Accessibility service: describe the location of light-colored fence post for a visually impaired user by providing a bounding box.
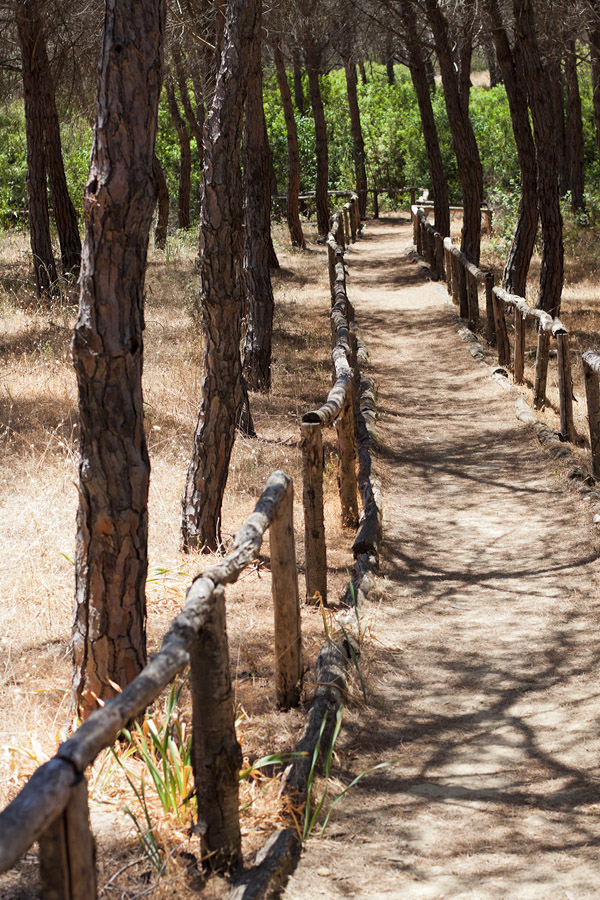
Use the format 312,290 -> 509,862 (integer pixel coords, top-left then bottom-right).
583,352 -> 600,477
491,287 -> 510,368
557,332 -> 575,442
38,778 -> 96,900
301,422 -> 327,604
270,479 -> 303,709
343,206 -> 351,245
190,586 -> 242,872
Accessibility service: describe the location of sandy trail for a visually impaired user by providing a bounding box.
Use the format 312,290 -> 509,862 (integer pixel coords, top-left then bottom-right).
284,218 -> 600,900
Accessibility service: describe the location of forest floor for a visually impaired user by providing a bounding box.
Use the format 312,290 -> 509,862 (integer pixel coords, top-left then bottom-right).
2,214 -> 600,899
284,217 -> 600,899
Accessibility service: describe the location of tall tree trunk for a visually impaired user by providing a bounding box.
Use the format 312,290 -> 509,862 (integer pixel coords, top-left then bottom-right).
513,0 -> 563,315
181,0 -> 260,552
274,43 -> 305,248
548,56 -> 569,196
71,0 -> 164,718
344,56 -> 368,219
16,0 -> 58,295
425,0 -> 483,264
486,0 -> 538,296
399,0 -> 450,237
359,60 -> 368,84
165,77 -> 191,229
588,24 -> 600,166
565,40 -> 586,212
242,10 -> 274,393
263,112 -> 280,269
36,35 -> 81,275
482,33 -> 502,87
304,32 -> 330,239
292,47 -> 305,113
173,46 -> 204,165
152,153 -> 170,249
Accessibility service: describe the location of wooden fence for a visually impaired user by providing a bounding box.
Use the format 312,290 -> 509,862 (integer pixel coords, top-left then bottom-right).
411,205 -> 581,452
273,186 -> 418,221
0,189 -> 378,898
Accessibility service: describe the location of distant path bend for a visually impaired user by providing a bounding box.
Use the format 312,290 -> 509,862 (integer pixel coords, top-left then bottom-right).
284,217 -> 600,900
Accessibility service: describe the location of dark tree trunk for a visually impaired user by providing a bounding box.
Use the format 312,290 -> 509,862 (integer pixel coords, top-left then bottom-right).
565,40 -> 586,212
152,153 -> 170,249
399,0 -> 450,237
36,36 -> 81,276
304,33 -> 329,239
173,46 -> 204,165
487,0 -> 538,296
242,12 -> 274,393
425,0 -> 483,264
513,0 -> 563,315
456,6 -> 475,110
263,113 -> 280,269
165,77 -> 191,229
548,57 -> 569,196
274,44 -> 305,248
344,57 -> 368,219
16,0 -> 58,295
181,0 -> 260,552
425,54 -> 436,94
386,49 -> 395,84
71,0 -> 164,718
359,60 -> 368,84
292,47 -> 304,113
482,33 -> 502,87
589,24 -> 600,167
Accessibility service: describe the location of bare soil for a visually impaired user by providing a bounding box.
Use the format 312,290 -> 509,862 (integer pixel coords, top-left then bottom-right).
284,218 -> 600,900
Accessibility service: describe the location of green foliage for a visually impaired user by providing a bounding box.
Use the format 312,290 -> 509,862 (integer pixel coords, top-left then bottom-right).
0,103 -> 28,227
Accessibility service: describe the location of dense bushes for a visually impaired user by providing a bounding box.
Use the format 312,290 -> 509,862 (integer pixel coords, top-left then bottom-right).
2,60 -> 600,230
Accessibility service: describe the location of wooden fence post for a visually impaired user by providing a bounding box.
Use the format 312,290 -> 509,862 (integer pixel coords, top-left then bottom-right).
514,312 -> 525,384
343,206 -> 351,245
557,332 -> 575,442
533,329 -> 550,409
373,188 -> 379,219
444,246 -> 452,295
467,270 -> 479,330
336,388 -> 359,527
583,353 -> 600,477
410,187 -> 416,206
38,778 -> 97,900
270,479 -> 303,709
412,208 -> 418,248
190,586 -> 242,872
416,216 -> 423,256
485,272 -> 495,345
451,253 -> 460,306
492,289 -> 510,368
458,261 -> 468,320
435,233 -> 445,281
301,422 -> 327,604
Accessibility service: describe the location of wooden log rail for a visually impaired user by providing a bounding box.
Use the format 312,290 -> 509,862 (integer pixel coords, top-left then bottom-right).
0,470 -> 303,895
301,199 -> 369,605
410,206 -> 579,448
273,186 -> 419,221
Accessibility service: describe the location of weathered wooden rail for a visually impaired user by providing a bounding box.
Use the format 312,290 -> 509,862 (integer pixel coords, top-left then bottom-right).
300,194 -> 381,607
411,204 -> 584,455
273,186 -> 418,221
0,470 -> 303,895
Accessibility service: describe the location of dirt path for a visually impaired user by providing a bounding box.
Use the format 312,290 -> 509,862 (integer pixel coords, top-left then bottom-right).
283,218 -> 600,900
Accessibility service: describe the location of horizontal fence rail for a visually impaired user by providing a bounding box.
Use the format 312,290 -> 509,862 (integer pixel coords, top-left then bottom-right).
0,470 -> 303,893
411,203 -> 581,453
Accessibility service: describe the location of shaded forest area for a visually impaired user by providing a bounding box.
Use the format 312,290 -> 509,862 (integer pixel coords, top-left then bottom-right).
4,0 -> 600,895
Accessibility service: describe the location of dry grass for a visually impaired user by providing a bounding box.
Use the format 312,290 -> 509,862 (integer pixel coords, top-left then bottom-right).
0,222 -> 356,897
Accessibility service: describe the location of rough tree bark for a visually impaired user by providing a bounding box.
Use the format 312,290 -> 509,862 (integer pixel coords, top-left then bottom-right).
181,0 -> 260,552
513,0 -> 564,315
71,0 -> 164,718
173,45 -> 204,165
304,30 -> 330,239
242,5 -> 275,393
293,46 -> 305,113
588,14 -> 600,166
486,0 -> 538,296
274,43 -> 305,248
16,0 -> 58,294
344,55 -> 368,220
425,0 -> 483,264
399,0 -> 450,238
565,40 -> 585,212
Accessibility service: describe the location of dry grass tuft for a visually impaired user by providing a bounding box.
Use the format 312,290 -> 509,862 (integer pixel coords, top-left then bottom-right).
0,222 -> 356,897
